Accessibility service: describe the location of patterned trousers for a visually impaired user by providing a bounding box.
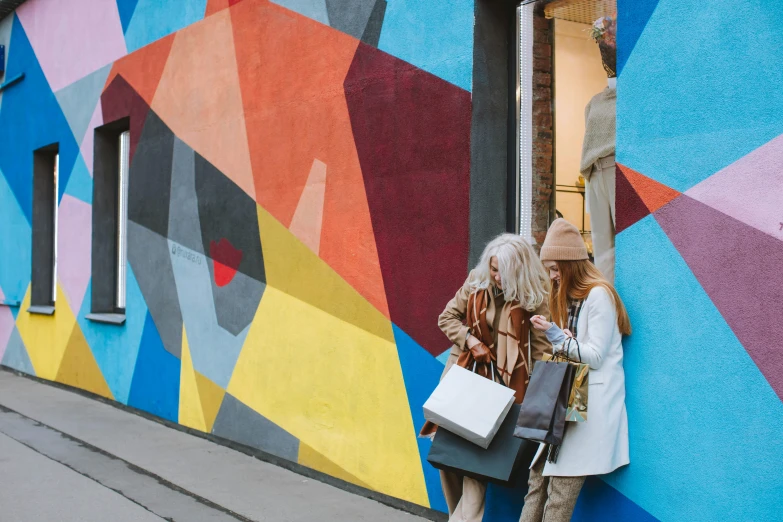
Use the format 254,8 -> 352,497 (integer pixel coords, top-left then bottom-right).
518,458 -> 585,522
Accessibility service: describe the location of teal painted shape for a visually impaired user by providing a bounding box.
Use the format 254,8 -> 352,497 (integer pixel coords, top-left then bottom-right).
116,0 -> 141,33
1,327 -> 34,376
54,64 -> 112,147
618,0 -> 783,192
377,0 -> 473,92
78,266 -> 148,404
608,214 -> 783,521
123,0 -> 208,53
63,154 -> 93,204
435,348 -> 450,365
0,167 -> 31,304
392,324 -> 447,513
270,0 -> 330,25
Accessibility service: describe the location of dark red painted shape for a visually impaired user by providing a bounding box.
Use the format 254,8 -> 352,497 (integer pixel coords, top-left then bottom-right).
344,42 -> 471,356
210,238 -> 243,287
654,195 -> 783,401
228,0 -> 243,5
615,164 -> 650,233
101,75 -> 151,166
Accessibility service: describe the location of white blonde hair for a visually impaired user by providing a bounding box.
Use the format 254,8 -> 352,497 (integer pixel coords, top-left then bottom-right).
467,233 -> 549,311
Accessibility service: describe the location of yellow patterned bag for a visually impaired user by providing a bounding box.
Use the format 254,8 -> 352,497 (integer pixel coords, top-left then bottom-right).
543,338 -> 588,422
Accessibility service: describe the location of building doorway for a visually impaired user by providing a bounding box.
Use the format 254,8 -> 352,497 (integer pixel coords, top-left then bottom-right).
517,0 -> 617,275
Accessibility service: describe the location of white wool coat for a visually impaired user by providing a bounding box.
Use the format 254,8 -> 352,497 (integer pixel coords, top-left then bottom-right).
533,286 -> 630,477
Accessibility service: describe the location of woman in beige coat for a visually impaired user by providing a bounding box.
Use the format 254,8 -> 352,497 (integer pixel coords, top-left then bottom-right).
436,234 -> 553,522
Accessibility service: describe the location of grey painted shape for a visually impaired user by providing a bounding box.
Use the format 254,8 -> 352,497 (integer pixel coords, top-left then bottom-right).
128,110 -> 174,238
127,221 -> 182,358
270,0 -> 329,25
194,153 -> 265,284
324,0 -> 375,40
212,393 -> 300,462
207,264 -> 265,337
0,14 -> 13,111
1,327 -> 34,375
168,138 -> 203,253
359,0 -> 386,47
468,0 -> 513,268
0,410 -> 240,522
54,64 -> 112,145
168,238 -> 249,389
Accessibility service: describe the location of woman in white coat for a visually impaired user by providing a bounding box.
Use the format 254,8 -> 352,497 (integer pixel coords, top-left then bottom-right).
519,218 -> 631,522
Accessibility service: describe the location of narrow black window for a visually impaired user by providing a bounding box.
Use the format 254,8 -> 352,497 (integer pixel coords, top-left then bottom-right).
30,144 -> 59,314
89,120 -> 130,324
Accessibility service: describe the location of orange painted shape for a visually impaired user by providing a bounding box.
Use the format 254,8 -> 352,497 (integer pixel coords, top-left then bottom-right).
152,10 -> 255,200
205,0 -> 230,17
231,1 -> 390,318
289,159 -> 327,255
103,34 -> 175,105
618,163 -> 682,213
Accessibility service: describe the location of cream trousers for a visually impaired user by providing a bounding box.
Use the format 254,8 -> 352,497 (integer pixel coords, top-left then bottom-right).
440,470 -> 486,522
586,155 -> 616,283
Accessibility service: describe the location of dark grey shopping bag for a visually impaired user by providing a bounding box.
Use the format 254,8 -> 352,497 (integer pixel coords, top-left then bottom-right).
427,404 -> 537,487
513,361 -> 575,448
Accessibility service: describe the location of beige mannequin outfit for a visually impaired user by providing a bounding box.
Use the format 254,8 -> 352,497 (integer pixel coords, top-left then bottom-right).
580,87 -> 616,283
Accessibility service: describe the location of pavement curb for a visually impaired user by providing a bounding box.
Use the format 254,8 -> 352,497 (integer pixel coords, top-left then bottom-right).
0,365 -> 448,522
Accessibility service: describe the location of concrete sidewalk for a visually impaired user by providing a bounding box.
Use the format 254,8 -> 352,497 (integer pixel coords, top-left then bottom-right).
0,369 -> 431,522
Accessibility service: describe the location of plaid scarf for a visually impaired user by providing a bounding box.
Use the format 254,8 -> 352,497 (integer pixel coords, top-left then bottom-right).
566,299 -> 584,337
465,289 -> 531,403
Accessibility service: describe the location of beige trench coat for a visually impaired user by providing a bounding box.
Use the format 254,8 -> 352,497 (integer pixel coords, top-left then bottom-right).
437,276 -> 552,376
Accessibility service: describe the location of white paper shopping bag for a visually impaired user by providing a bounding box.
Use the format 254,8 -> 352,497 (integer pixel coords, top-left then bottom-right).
423,365 -> 516,449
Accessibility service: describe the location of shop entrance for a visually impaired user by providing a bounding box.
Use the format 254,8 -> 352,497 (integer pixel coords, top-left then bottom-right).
516,0 -> 617,279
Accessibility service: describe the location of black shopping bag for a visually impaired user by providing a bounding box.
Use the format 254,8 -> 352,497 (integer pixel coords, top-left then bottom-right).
427,404 -> 537,487
513,361 -> 575,446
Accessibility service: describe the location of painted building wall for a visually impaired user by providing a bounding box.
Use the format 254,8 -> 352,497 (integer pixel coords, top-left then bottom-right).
612,0 -> 783,521
0,0 -> 474,515
1,1 -> 780,521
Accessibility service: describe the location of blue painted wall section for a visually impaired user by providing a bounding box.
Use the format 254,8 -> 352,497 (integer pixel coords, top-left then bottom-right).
127,312 -> 181,423
123,0 -> 207,53
618,0 -> 783,191
378,0 -> 474,92
0,16 -> 79,221
612,216 -> 783,521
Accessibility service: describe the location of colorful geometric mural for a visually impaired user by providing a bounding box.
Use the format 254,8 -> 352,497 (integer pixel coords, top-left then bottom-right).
612,1 -> 783,521
0,0 -> 473,515
2,0 -> 779,520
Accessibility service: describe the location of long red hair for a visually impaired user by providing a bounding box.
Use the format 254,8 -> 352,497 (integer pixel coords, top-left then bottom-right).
550,260 -> 631,335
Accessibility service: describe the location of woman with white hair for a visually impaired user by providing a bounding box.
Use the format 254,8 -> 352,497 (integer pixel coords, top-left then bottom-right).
435,233 -> 553,522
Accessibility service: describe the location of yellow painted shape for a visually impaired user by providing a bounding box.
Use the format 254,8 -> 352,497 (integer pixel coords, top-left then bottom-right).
257,205 -> 393,343
194,371 -> 225,433
298,442 -> 371,489
179,328 -> 206,432
15,285 -> 78,381
228,286 -> 428,506
55,325 -> 114,400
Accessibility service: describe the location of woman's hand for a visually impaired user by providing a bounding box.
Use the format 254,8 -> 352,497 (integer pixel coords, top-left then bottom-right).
469,341 -> 493,364
530,315 -> 552,332
563,329 -> 574,338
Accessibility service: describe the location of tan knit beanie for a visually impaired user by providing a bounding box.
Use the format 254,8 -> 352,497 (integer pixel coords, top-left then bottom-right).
540,218 -> 589,262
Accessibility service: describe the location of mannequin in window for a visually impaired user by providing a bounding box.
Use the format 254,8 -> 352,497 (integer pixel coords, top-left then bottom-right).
581,16 -> 617,282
